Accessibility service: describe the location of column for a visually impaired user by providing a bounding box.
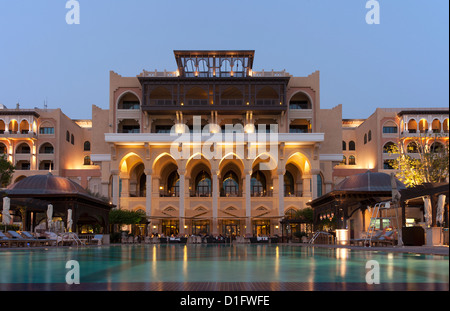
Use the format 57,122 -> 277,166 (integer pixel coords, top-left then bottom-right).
302,174 -> 312,198
212,170 -> 219,236
278,169 -> 285,218
245,170 -> 252,236
178,169 -> 186,235
312,174 -> 318,199
111,170 -> 119,208
144,169 -> 152,217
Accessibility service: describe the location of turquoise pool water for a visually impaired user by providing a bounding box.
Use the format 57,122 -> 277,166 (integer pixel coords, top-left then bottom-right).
0,245 -> 448,284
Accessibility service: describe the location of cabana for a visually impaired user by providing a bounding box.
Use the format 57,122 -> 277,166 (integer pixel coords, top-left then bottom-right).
1,173 -> 114,234
308,171 -> 406,240
399,182 -> 449,245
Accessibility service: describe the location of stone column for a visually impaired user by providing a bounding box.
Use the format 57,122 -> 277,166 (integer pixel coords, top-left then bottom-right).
244,169 -> 252,236
302,174 -> 312,198
312,174 -> 318,199
212,170 -> 219,236
278,169 -> 285,218
111,170 -> 119,208
178,169 -> 186,235
145,169 -> 152,217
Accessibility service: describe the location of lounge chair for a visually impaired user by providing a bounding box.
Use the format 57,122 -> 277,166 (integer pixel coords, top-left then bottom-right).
92,234 -> 103,245
372,230 -> 396,247
0,231 -> 15,247
350,230 -> 384,247
21,231 -> 56,246
7,231 -> 36,247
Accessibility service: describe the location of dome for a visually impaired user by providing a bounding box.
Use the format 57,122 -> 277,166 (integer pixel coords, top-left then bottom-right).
335,170 -> 406,192
6,173 -> 90,196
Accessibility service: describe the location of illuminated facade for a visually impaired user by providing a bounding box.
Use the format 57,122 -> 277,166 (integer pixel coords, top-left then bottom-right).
90,50 -> 343,237
0,105 -> 98,189
2,51 -> 447,238
335,107 -> 449,185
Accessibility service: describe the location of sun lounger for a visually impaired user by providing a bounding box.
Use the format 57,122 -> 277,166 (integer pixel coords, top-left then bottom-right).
20,231 -> 56,246
6,231 -> 37,247
372,230 -> 396,246
0,232 -> 15,247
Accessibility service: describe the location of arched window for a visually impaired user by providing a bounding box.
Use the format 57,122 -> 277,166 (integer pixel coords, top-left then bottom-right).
71,134 -> 74,145
0,143 -> 7,154
364,134 -> 367,145
19,120 -> 30,134
251,170 -> 267,197
349,141 -> 356,150
39,143 -> 54,154
222,171 -> 239,196
368,130 -> 372,142
419,119 -> 429,133
383,142 -> 396,153
8,120 -> 18,134
167,171 -> 180,197
83,156 -> 91,166
342,141 -> 346,151
16,143 -> 30,154
195,170 -> 211,197
407,142 -> 419,153
284,171 -> 295,196
430,142 -> 445,153
407,119 -> 417,133
84,141 -> 91,151
66,131 -> 70,142
348,155 -> 356,165
383,122 -> 398,134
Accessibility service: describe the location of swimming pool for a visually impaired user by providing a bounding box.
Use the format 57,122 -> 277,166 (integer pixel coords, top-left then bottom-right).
0,245 -> 448,291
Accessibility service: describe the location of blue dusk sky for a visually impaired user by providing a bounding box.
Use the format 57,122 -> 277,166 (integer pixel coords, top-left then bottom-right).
0,0 -> 448,120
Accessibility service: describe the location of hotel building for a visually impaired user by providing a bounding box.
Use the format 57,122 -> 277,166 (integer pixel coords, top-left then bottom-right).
1,50 -> 448,238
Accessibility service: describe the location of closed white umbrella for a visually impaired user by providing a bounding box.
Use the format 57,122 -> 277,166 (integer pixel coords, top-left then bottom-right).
2,197 -> 12,226
423,196 -> 432,227
436,195 -> 446,225
47,204 -> 53,231
67,209 -> 73,232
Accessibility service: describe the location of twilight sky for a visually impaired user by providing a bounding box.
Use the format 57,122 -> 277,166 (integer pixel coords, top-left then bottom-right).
0,0 -> 448,120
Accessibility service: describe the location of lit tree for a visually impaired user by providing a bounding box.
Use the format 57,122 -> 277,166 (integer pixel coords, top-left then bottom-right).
388,134 -> 449,187
0,154 -> 15,188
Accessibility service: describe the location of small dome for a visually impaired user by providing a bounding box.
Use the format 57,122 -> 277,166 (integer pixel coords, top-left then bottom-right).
6,173 -> 89,196
335,170 -> 406,192
0,103 -> 8,109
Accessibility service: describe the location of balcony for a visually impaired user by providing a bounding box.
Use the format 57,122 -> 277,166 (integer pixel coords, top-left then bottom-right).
0,131 -> 37,139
